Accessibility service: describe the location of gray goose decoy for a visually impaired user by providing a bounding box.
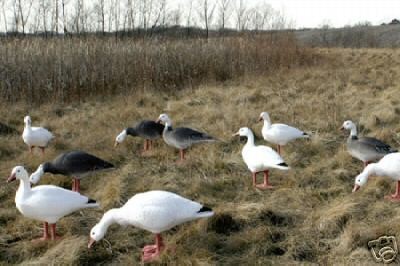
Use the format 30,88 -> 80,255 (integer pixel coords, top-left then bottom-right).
29,150 -> 114,192
156,114 -> 216,161
340,120 -> 397,167
115,120 -> 164,152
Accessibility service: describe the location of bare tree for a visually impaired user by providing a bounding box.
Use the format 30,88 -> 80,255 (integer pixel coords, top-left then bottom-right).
234,0 -> 247,31
0,0 -> 8,35
217,0 -> 231,33
94,0 -> 106,34
17,0 -> 34,34
197,0 -> 216,39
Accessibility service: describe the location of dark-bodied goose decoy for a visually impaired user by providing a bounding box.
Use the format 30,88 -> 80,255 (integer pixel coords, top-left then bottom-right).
22,115 -> 54,155
88,190 -> 214,262
340,120 -> 397,167
156,113 -> 216,162
114,120 -> 164,153
30,150 -> 114,192
233,127 -> 289,189
353,153 -> 400,201
7,166 -> 99,241
259,111 -> 309,154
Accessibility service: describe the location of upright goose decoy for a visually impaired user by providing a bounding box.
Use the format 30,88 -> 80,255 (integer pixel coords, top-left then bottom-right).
88,190 -> 214,262
156,114 -> 216,162
340,120 -> 397,167
259,112 -> 309,154
115,120 -> 164,153
353,153 -> 400,201
233,127 -> 289,189
7,166 -> 99,241
22,116 -> 54,155
30,150 -> 114,193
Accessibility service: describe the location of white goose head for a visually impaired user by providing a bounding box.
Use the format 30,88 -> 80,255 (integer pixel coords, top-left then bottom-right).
340,120 -> 356,131
88,223 -> 106,248
352,164 -> 375,192
7,166 -> 29,183
29,164 -> 45,184
259,112 -> 271,122
157,113 -> 172,126
24,116 -> 32,127
114,130 -> 127,147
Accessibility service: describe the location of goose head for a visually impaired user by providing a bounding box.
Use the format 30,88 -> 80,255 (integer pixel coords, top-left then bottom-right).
156,113 -> 172,125
24,116 -> 32,126
340,120 -> 356,131
233,127 -> 252,138
258,112 -> 270,122
114,129 -> 127,147
353,170 -> 369,192
29,164 -> 45,184
7,166 -> 29,183
88,223 -> 106,248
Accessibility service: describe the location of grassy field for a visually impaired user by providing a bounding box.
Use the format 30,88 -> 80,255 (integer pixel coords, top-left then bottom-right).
1,47 -> 400,265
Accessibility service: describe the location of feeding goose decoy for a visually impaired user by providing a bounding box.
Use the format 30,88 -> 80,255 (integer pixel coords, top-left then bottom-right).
114,120 -> 164,153
6,166 -> 99,241
233,127 -> 289,189
30,150 -> 114,193
22,116 -> 54,155
88,190 -> 214,262
353,152 -> 400,201
259,112 -> 309,155
156,113 -> 217,162
340,120 -> 397,167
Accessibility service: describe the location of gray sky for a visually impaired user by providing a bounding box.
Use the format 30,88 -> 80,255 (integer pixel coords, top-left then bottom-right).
245,0 -> 400,28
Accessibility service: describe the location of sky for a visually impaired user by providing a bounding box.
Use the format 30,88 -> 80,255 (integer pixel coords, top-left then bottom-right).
246,0 -> 400,28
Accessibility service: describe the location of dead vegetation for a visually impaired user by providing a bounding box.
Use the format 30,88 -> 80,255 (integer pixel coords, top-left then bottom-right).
1,47 -> 400,265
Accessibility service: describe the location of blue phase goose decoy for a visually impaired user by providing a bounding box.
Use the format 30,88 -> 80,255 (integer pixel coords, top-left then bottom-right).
340,120 -> 397,167
7,166 -> 99,241
259,112 -> 309,154
114,120 -> 164,152
30,150 -> 114,192
353,152 -> 400,201
156,114 -> 217,162
233,127 -> 289,189
22,115 -> 54,155
88,190 -> 214,263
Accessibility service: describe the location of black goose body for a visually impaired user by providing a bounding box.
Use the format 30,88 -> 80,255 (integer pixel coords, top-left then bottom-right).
42,150 -> 114,179
126,120 -> 164,140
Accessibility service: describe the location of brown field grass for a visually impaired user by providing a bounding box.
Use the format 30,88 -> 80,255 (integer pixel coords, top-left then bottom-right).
1,47 -> 400,265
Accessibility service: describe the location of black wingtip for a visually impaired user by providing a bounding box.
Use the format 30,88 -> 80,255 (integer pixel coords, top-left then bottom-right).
198,206 -> 212,213
88,198 -> 97,204
303,132 -> 309,136
278,162 -> 289,167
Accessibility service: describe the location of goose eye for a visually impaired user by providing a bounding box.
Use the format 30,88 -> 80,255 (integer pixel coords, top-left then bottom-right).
17,170 -> 20,173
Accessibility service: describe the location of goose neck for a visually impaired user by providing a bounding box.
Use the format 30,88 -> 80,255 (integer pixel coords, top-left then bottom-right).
349,126 -> 357,137
17,179 -> 31,196
245,132 -> 255,147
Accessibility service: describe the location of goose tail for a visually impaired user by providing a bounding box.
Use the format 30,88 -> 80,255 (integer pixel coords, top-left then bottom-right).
196,206 -> 214,218
274,162 -> 290,170
86,198 -> 100,208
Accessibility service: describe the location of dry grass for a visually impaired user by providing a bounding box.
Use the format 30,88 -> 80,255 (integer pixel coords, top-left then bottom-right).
1,48 -> 400,265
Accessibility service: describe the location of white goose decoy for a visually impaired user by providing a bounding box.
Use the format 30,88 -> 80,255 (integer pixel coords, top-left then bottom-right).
6,166 -> 99,241
259,112 -> 309,155
156,114 -> 216,161
233,127 -> 289,189
88,190 -> 214,262
341,120 -> 397,167
353,152 -> 400,201
22,116 -> 54,155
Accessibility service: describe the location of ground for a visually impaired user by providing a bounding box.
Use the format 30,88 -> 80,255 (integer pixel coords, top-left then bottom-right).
1,48 -> 400,265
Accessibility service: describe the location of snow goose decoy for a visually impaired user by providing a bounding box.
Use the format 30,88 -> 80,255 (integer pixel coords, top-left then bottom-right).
259,112 -> 309,155
30,150 -> 114,193
233,127 -> 289,189
353,152 -> 400,201
114,120 -> 164,153
340,120 -> 397,167
22,116 -> 54,155
88,190 -> 214,262
6,166 -> 99,241
156,113 -> 216,162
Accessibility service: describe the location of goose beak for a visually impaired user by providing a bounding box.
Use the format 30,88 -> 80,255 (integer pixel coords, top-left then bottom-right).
352,184 -> 360,193
258,117 -> 263,122
88,238 -> 96,249
339,126 -> 344,131
232,132 -> 240,137
114,141 -> 119,148
155,119 -> 161,124
6,173 -> 16,183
